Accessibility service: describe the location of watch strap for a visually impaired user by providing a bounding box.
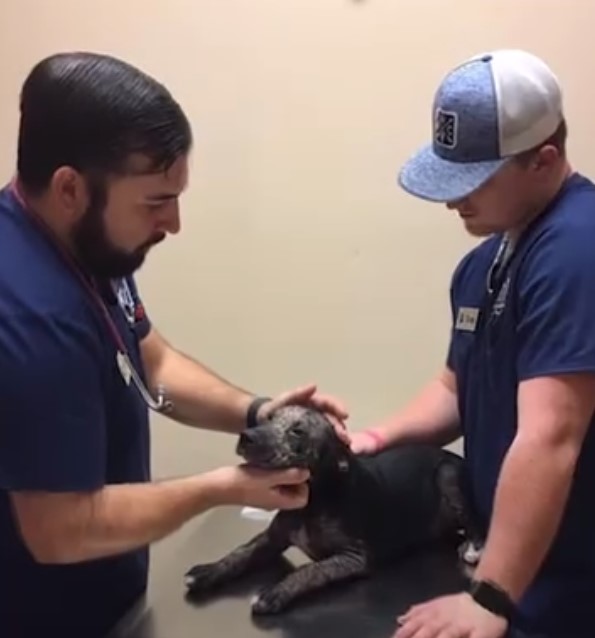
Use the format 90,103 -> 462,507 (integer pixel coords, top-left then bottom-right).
469,579 -> 516,622
246,396 -> 271,429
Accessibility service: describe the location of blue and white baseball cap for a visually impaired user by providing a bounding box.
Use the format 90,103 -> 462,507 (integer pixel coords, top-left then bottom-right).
398,49 -> 564,203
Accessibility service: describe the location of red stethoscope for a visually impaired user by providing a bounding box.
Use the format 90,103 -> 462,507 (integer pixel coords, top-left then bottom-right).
9,178 -> 173,414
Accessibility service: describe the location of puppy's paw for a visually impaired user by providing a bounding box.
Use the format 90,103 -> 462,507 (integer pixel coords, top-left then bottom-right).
184,563 -> 223,595
459,539 -> 483,566
251,588 -> 287,615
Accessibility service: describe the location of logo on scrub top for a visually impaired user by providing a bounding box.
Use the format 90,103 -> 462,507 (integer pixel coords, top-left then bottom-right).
115,279 -> 138,325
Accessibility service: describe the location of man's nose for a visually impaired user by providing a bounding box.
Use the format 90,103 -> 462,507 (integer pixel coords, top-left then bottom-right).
157,204 -> 181,235
446,196 -> 469,212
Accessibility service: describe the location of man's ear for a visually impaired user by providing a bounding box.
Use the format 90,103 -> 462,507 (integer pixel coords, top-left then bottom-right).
531,144 -> 560,173
48,166 -> 89,220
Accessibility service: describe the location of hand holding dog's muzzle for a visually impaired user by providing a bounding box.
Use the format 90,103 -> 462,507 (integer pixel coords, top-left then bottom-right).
213,464 -> 311,511
249,466 -> 311,510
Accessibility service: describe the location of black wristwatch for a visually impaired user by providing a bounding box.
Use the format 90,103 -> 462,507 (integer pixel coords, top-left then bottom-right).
469,579 -> 516,622
246,396 -> 271,429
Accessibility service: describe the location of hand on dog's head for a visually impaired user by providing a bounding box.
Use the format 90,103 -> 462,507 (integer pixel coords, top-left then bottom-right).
236,405 -> 352,476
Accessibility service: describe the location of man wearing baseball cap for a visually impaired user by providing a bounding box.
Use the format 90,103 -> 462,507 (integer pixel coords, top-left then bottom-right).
352,50 -> 595,637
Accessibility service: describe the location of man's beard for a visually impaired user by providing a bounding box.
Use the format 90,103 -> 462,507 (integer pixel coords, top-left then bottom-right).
70,180 -> 164,280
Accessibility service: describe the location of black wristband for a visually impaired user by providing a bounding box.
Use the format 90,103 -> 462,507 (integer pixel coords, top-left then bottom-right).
246,396 -> 271,429
469,579 -> 516,622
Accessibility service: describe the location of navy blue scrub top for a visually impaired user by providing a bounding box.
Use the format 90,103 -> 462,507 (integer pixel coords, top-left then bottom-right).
447,173 -> 595,637
0,185 -> 152,638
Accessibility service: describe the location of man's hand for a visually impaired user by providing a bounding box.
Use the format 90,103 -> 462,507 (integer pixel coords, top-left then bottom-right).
209,465 -> 311,511
394,592 -> 508,638
349,429 -> 385,455
257,383 -> 350,445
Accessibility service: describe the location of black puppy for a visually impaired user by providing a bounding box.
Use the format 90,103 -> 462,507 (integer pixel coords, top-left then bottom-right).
184,406 -> 483,615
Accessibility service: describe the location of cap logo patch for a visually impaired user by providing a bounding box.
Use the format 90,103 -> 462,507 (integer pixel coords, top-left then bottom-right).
434,108 -> 458,149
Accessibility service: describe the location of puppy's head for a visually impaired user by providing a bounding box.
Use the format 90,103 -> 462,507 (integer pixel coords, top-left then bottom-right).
236,405 -> 350,474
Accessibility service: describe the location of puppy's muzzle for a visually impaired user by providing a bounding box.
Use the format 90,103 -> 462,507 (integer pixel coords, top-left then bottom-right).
237,429 -> 275,466
237,429 -> 258,456
238,429 -> 256,449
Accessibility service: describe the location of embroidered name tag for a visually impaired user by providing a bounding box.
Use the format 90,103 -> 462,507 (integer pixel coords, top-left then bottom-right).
455,306 -> 480,332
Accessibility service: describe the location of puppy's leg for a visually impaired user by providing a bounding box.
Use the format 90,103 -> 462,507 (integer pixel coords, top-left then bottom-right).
251,548 -> 368,615
459,538 -> 484,568
435,458 -> 485,566
184,514 -> 293,596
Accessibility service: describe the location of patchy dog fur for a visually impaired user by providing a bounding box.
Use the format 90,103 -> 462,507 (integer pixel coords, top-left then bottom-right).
184,406 -> 484,615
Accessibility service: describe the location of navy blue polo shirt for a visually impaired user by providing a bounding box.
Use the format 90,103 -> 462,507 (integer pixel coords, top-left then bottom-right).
447,173 -> 595,637
0,185 -> 152,637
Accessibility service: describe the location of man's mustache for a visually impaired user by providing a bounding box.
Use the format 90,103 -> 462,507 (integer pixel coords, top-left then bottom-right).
140,232 -> 166,251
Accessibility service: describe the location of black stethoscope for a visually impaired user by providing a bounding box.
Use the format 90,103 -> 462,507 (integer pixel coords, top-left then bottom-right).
10,179 -> 174,415
471,231 -> 518,342
486,233 -> 514,296
482,174 -> 574,317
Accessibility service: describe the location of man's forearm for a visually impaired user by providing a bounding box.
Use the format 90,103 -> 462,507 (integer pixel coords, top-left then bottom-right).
473,433 -> 577,601
16,472 -> 230,564
374,369 -> 461,447
157,347 -> 255,433
141,330 -> 256,433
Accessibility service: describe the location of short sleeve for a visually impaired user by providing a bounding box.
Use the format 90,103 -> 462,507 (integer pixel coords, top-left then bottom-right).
516,227 -> 595,380
0,311 -> 107,492
126,276 -> 152,340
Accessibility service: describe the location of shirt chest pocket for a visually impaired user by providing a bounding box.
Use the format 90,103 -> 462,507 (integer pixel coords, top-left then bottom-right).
450,329 -> 478,375
450,302 -> 517,395
478,305 -> 519,400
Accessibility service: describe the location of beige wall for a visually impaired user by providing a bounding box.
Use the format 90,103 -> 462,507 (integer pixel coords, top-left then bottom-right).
0,0 -> 593,589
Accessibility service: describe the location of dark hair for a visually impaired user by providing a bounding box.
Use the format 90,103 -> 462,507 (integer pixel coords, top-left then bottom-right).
17,51 -> 193,194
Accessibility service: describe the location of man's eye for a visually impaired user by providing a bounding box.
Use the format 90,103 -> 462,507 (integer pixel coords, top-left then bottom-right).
146,201 -> 167,211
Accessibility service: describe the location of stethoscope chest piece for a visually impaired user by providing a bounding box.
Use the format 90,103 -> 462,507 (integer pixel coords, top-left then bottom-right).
154,384 -> 174,414
116,349 -> 174,414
